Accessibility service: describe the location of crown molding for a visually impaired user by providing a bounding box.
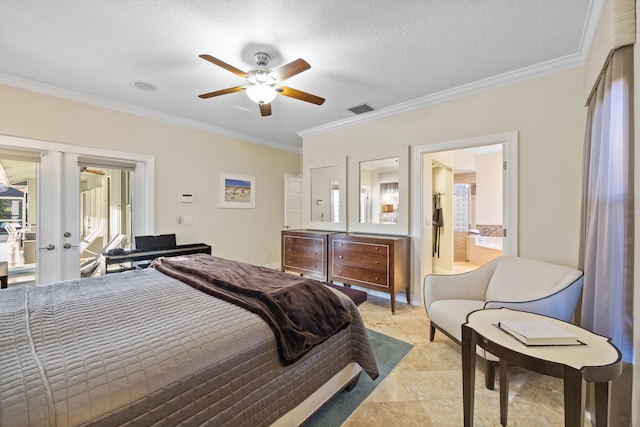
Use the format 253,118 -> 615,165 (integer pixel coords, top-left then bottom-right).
0,73 -> 300,153
298,53 -> 585,138
0,50 -> 584,153
299,0 -> 603,139
578,0 -> 606,57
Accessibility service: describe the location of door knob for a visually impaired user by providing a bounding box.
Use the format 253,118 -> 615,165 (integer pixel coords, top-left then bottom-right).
46,244 -> 55,250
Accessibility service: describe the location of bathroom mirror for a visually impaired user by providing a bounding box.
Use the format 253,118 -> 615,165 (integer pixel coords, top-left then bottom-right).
348,147 -> 409,235
304,158 -> 347,231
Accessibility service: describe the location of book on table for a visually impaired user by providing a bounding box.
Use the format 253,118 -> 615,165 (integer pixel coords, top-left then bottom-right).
497,319 -> 581,346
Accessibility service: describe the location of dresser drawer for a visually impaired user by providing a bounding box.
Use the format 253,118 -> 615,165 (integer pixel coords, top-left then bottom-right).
331,250 -> 389,273
331,239 -> 389,257
331,264 -> 389,288
283,252 -> 324,273
284,235 -> 324,250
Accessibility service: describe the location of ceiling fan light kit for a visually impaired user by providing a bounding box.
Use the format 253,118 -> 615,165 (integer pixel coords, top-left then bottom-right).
245,65 -> 277,104
199,52 -> 325,117
245,85 -> 277,104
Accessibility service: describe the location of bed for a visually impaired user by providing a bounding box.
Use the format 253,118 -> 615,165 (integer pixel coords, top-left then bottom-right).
0,254 -> 378,426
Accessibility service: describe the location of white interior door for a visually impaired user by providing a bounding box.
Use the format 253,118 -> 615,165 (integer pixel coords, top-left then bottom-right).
284,173 -> 302,229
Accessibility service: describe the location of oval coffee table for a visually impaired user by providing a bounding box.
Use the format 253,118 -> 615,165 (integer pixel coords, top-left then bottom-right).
462,308 -> 622,427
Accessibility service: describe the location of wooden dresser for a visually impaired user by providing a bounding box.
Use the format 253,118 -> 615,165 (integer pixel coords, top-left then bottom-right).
328,233 -> 410,314
281,230 -> 336,280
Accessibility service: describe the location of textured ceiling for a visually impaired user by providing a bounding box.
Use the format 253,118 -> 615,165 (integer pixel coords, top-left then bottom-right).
0,1 -> 601,151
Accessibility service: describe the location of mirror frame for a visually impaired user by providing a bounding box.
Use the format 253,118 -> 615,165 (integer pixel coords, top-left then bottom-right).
303,157 -> 347,231
348,146 -> 409,235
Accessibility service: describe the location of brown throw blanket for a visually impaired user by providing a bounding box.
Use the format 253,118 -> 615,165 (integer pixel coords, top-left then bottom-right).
150,254 -> 352,365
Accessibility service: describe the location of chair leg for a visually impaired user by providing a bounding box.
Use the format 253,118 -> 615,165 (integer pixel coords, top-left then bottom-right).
485,359 -> 496,390
429,323 -> 436,341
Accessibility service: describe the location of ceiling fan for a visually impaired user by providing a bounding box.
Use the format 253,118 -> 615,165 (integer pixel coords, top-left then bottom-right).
198,52 -> 325,117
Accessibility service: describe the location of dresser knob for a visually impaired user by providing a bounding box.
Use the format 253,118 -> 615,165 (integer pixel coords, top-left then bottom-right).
339,270 -> 343,274
288,248 -> 291,251
375,247 -> 379,250
339,255 -> 343,259
374,277 -> 379,281
314,252 -> 318,255
375,261 -> 379,264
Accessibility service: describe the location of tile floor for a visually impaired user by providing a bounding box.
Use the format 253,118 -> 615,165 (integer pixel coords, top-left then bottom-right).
344,292 -> 589,427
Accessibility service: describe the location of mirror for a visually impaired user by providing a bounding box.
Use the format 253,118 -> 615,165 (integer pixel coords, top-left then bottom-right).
310,165 -> 340,223
304,158 -> 347,231
348,147 -> 408,235
359,157 -> 399,224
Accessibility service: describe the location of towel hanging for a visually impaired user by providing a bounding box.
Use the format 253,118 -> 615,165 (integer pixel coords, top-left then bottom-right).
432,193 -> 443,257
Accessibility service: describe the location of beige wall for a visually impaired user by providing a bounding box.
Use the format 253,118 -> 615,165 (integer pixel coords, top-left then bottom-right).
475,151 -> 503,226
304,67 -> 586,274
0,84 -> 300,265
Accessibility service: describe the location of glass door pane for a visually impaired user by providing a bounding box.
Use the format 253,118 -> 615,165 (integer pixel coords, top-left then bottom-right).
0,159 -> 37,287
80,166 -> 132,277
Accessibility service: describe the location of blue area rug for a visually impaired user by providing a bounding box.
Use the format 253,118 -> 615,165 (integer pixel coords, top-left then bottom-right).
305,329 -> 414,426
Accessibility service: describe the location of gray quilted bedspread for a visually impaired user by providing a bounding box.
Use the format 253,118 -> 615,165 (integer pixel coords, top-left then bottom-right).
0,268 -> 378,426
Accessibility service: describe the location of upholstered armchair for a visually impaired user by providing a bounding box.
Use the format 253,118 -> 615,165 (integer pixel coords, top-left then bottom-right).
423,256 -> 583,388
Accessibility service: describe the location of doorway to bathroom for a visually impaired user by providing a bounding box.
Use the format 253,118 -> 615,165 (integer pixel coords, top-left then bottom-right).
412,132 -> 518,290
430,145 -> 505,274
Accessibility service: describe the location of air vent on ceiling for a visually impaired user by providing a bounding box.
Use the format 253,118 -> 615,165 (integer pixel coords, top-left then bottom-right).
347,103 -> 375,115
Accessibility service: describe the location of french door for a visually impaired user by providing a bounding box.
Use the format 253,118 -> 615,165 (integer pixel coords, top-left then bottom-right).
38,151 -> 81,283
0,134 -> 154,285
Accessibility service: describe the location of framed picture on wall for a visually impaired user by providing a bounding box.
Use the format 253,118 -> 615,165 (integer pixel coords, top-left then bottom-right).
218,172 -> 256,208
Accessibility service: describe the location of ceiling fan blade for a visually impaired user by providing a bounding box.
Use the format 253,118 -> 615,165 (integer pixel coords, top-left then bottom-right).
81,167 -> 105,176
198,86 -> 245,99
259,103 -> 272,116
269,58 -> 310,82
199,54 -> 248,78
277,86 -> 325,105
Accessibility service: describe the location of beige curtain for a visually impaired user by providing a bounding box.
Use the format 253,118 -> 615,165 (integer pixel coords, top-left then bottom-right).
580,45 -> 634,426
